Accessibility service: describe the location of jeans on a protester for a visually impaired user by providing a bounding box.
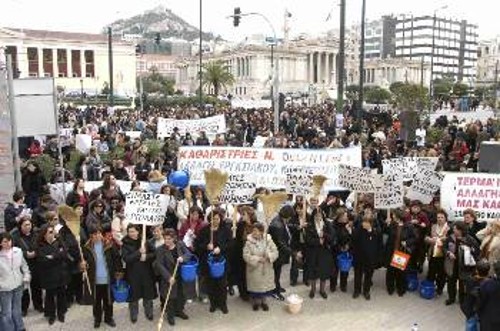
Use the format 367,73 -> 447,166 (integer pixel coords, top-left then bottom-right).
0,286 -> 25,331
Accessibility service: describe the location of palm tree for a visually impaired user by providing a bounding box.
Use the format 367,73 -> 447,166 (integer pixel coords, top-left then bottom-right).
202,60 -> 235,96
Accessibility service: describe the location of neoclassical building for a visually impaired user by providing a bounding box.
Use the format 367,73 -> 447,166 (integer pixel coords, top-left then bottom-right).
0,27 -> 136,96
176,40 -> 339,99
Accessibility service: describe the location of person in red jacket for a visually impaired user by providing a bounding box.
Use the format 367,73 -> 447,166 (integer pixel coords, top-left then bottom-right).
178,206 -> 207,251
27,140 -> 43,158
404,200 -> 430,273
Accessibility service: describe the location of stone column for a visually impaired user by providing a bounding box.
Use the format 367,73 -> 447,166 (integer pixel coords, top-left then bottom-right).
326,53 -> 331,85
17,46 -> 29,78
316,52 -> 321,84
67,49 -> 73,78
80,50 -> 86,78
52,48 -> 59,78
37,47 -> 43,77
309,52 -> 314,83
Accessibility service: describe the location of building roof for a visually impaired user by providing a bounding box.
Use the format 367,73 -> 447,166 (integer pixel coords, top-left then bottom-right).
6,28 -> 131,45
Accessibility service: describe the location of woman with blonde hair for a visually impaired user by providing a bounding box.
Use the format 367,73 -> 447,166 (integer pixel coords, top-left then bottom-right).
477,220 -> 500,275
425,210 -> 450,295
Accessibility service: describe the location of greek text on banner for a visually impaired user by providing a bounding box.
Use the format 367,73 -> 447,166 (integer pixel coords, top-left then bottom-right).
178,146 -> 362,191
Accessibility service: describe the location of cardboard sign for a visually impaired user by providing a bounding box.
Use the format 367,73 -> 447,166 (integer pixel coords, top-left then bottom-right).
125,191 -> 169,226
441,173 -> 500,221
284,166 -> 314,196
157,115 -> 226,140
337,164 -> 383,192
407,168 -> 444,204
178,146 -> 362,191
219,173 -> 256,205
374,174 -> 404,209
382,157 -> 438,182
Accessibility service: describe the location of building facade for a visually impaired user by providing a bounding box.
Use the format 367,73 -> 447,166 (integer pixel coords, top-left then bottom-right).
394,15 -> 478,83
477,37 -> 500,86
177,41 -> 339,99
362,58 -> 430,88
0,27 -> 136,96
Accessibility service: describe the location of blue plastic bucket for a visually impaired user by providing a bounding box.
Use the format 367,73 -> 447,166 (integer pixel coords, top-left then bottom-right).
181,255 -> 199,282
112,279 -> 130,303
337,252 -> 353,272
208,253 -> 226,279
406,271 -> 419,292
419,280 -> 436,300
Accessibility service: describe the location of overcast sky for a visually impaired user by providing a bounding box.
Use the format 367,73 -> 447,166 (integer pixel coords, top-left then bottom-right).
2,0 -> 498,40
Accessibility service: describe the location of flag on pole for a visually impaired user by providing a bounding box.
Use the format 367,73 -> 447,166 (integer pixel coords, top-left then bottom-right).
326,10 -> 333,22
285,10 -> 292,18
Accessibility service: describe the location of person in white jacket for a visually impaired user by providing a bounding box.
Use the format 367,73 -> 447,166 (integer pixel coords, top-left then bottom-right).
0,232 -> 31,331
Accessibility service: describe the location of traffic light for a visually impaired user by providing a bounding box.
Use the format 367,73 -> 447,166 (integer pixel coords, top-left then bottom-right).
135,44 -> 143,55
155,33 -> 161,45
233,7 -> 241,27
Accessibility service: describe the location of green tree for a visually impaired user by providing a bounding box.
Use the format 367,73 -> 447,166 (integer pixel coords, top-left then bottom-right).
138,67 -> 175,96
364,86 -> 391,104
452,82 -> 469,97
345,84 -> 359,102
433,74 -> 454,100
202,60 -> 235,96
391,82 -> 429,111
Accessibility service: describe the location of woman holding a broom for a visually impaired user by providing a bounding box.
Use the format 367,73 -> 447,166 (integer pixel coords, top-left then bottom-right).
155,228 -> 191,326
194,209 -> 232,314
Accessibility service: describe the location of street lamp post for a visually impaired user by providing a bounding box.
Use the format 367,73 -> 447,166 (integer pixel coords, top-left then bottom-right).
358,0 -> 366,122
231,11 -> 279,134
429,5 -> 448,113
494,59 -> 499,111
79,79 -> 84,104
337,0 -> 346,114
199,0 -> 203,109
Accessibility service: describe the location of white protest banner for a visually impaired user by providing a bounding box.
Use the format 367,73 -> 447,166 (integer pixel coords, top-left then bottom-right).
157,115 -> 226,140
60,128 -> 73,138
335,114 -> 344,129
284,166 -> 314,196
219,173 -> 257,205
382,157 -> 438,181
49,180 -> 150,204
75,134 -> 92,154
374,174 -> 404,209
125,131 -> 142,140
441,173 -> 500,221
125,191 -> 169,226
337,164 -> 383,192
406,169 -> 444,204
178,146 -> 362,191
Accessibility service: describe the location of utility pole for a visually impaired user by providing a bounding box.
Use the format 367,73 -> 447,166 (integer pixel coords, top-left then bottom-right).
199,0 -> 203,109
6,55 -> 22,191
108,27 -> 114,107
358,0 -> 366,121
420,56 -> 424,87
495,59 -> 499,110
337,0 -> 346,114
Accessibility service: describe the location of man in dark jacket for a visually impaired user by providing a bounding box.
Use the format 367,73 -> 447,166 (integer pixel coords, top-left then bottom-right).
478,261 -> 500,331
81,226 -> 122,329
269,205 -> 294,300
4,191 -> 27,232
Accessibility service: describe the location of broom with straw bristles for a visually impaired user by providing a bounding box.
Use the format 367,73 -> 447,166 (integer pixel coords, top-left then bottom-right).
256,191 -> 288,274
57,204 -> 92,295
301,175 -> 328,226
204,169 -> 229,245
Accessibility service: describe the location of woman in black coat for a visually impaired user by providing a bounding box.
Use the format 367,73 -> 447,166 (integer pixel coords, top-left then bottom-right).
121,224 -> 157,323
194,209 -> 232,314
155,228 -> 191,326
304,208 -> 335,299
11,217 -> 43,315
383,209 -> 416,297
331,210 -> 353,293
21,162 -> 46,210
352,216 -> 382,300
36,225 -> 69,325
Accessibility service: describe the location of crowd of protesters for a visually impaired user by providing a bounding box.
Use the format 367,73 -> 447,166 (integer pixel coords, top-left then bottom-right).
1,102 -> 500,331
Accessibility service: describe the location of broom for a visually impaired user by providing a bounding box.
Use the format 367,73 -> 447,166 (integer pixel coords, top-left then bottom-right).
256,191 -> 288,273
157,260 -> 180,331
57,205 -> 92,295
204,169 -> 229,245
302,175 -> 328,226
